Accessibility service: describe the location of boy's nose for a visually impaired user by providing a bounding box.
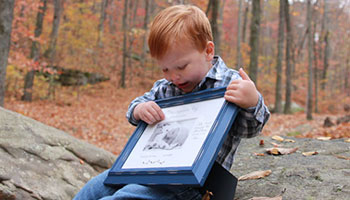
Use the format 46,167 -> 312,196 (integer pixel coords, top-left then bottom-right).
170,73 -> 180,83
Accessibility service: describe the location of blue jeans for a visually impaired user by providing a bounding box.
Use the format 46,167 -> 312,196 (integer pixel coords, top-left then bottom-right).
73,170 -> 203,200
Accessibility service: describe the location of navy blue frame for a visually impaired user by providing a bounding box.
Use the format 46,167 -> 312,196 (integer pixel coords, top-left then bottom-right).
104,87 -> 239,187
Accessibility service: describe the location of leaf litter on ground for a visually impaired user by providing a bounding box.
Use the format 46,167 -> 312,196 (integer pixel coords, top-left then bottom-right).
238,170 -> 272,181
248,196 -> 283,200
266,147 -> 298,155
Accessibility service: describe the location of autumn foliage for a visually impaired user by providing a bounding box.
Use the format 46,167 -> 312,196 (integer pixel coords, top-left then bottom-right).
3,0 -> 350,155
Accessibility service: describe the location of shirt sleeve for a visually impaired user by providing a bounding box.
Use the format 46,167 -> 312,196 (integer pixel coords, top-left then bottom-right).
126,80 -> 165,126
230,92 -> 270,138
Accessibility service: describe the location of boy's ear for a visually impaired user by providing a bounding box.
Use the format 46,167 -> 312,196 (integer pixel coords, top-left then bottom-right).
205,41 -> 215,61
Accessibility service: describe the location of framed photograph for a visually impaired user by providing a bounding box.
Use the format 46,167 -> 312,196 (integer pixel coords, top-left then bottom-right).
104,87 -> 239,186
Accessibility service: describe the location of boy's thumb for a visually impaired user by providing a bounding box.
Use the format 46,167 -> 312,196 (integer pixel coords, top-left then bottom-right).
239,68 -> 251,81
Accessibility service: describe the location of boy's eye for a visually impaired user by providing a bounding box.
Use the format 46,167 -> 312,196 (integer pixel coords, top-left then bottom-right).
178,64 -> 187,70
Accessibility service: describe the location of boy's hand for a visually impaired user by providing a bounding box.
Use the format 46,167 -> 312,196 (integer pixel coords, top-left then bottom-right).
224,68 -> 259,109
133,101 -> 165,125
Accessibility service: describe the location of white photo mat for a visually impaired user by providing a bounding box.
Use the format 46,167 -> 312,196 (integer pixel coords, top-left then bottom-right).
122,97 -> 225,169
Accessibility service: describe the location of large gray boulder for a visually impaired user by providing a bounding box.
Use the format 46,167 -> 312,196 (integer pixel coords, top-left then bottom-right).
2,106 -> 350,200
0,107 -> 116,200
232,136 -> 350,200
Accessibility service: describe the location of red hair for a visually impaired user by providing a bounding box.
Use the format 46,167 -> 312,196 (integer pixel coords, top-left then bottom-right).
148,5 -> 213,60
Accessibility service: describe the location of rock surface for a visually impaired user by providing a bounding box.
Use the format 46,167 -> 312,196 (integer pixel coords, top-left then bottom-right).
2,106 -> 350,200
0,107 -> 116,200
231,136 -> 350,200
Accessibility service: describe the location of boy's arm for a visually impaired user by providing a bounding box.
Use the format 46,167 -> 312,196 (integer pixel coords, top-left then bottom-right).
231,93 -> 270,138
224,68 -> 270,138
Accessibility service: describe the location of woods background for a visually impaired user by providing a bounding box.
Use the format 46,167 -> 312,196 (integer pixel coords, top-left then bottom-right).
0,0 -> 350,155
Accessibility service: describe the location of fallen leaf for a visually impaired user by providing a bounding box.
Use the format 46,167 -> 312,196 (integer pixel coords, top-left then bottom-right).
248,196 -> 283,200
254,152 -> 265,156
345,139 -> 350,143
284,139 -> 295,143
302,151 -> 318,156
201,190 -> 213,200
272,135 -> 284,142
266,147 -> 298,155
238,170 -> 272,181
317,136 -> 331,141
334,155 -> 350,160
271,142 -> 282,147
268,148 -> 280,155
259,139 -> 265,146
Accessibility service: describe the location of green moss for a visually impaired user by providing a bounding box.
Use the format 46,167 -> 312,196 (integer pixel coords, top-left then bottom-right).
287,131 -> 301,137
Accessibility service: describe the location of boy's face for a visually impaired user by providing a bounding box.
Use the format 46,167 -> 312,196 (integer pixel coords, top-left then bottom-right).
157,41 -> 214,93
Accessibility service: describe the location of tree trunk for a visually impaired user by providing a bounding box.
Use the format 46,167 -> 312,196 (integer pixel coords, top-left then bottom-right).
141,0 -> 150,69
236,0 -> 243,69
0,0 -> 15,107
218,0 -> 226,56
274,0 -> 285,114
248,0 -> 261,85
45,0 -> 63,100
127,0 -> 139,86
242,1 -> 249,44
284,0 -> 293,114
345,58 -> 350,96
210,0 -> 220,55
206,0 -> 213,16
97,0 -> 108,48
22,0 -> 48,102
321,0 -> 330,91
306,0 -> 313,120
108,0 -> 117,34
120,0 -> 128,88
312,22 -> 318,113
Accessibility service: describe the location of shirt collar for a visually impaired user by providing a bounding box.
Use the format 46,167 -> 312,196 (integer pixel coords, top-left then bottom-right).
205,55 -> 225,81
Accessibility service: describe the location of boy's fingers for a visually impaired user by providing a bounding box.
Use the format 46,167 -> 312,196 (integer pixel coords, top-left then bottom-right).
143,112 -> 154,124
151,103 -> 165,120
226,83 -> 239,90
224,93 -> 238,103
239,68 -> 251,81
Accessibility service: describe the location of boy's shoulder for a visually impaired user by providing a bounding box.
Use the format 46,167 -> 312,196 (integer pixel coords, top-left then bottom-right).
211,56 -> 241,84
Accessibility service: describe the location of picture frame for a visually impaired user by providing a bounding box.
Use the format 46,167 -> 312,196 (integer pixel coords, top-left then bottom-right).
104,87 -> 239,187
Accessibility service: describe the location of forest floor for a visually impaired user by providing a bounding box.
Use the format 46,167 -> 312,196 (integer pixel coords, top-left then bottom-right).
4,80 -> 350,155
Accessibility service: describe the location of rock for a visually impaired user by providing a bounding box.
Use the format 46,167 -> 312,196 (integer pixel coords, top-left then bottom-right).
323,116 -> 335,127
231,136 -> 350,200
0,107 -> 116,200
268,102 -> 304,114
336,115 -> 350,124
38,67 -> 110,86
344,104 -> 350,113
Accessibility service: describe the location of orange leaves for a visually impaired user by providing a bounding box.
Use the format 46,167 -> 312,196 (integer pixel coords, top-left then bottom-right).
201,190 -> 213,200
264,136 -> 298,155
316,136 -> 331,141
334,155 -> 350,160
262,113 -> 350,140
302,151 -> 318,156
238,170 -> 272,181
266,147 -> 298,155
5,82 -> 143,155
271,135 -> 284,142
248,197 -> 282,200
272,135 -> 295,143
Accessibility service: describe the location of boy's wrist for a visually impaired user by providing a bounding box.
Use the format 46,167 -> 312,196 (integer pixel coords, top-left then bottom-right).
127,104 -> 141,126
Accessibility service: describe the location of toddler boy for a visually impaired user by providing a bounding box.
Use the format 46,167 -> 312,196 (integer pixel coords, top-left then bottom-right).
74,4 -> 270,200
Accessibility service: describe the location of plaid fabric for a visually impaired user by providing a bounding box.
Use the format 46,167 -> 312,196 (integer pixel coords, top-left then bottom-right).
126,56 -> 270,170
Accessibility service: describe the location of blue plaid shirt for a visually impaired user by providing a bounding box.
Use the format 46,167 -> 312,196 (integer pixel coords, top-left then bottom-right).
126,56 -> 270,170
